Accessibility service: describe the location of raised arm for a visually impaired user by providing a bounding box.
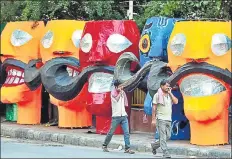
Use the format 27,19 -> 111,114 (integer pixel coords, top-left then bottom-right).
168,88 -> 178,104
111,88 -> 122,102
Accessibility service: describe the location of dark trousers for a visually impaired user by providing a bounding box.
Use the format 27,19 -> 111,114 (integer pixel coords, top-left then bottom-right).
103,116 -> 130,149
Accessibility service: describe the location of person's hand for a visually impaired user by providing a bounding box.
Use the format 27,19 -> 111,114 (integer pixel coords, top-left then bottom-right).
151,119 -> 156,128
167,87 -> 172,94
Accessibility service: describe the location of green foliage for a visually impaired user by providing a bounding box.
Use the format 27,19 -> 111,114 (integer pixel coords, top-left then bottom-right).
1,0 -> 231,31
0,1 -> 26,22
134,0 -> 231,30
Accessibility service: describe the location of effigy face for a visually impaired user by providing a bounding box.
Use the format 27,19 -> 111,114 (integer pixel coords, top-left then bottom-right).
139,17 -> 177,65
167,20 -> 231,145
36,20 -> 86,111
1,21 -> 45,103
78,20 -> 140,116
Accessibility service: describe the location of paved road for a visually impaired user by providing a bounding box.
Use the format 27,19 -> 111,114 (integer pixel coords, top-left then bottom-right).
1,137 -> 190,158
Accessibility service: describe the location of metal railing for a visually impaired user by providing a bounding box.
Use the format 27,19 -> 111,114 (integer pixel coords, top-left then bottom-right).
131,88 -> 146,107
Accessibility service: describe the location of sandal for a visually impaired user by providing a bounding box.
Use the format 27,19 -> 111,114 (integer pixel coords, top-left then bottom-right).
124,149 -> 135,154
102,145 -> 109,152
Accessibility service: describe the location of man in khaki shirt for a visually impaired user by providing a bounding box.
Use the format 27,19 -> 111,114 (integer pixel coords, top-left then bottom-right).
151,79 -> 178,158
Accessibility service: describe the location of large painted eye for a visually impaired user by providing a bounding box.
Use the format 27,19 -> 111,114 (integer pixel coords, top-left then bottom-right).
11,29 -> 32,47
72,30 -> 83,48
80,33 -> 92,53
211,34 -> 231,56
41,30 -> 54,49
139,34 -> 151,54
170,33 -> 186,56
106,34 -> 132,53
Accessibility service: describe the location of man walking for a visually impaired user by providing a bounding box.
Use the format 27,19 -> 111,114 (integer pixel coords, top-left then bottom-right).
151,79 -> 178,158
102,80 -> 135,154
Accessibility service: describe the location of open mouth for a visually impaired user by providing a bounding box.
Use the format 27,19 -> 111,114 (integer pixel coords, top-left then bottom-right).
4,66 -> 25,86
88,72 -> 114,93
180,74 -> 226,97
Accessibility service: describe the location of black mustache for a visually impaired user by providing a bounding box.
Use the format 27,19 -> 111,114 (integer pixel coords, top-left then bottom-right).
24,59 -> 42,90
40,60 -> 114,101
147,62 -> 231,97
167,62 -> 231,87
39,57 -> 114,101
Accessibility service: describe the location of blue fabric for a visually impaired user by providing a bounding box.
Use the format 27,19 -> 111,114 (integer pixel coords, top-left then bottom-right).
103,116 -> 130,149
144,92 -> 153,116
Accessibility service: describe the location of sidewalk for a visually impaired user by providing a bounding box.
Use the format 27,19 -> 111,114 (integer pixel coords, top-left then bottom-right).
1,122 -> 231,158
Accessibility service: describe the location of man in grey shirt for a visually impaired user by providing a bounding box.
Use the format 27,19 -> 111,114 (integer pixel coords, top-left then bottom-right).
151,79 -> 178,158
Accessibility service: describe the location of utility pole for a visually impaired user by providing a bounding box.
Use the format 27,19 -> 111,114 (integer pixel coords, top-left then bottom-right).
127,0 -> 134,20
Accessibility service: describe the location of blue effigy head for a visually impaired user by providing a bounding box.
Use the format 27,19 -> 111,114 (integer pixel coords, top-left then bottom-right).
139,17 -> 180,65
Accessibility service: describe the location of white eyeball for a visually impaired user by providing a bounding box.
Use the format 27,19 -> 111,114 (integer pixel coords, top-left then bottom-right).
106,34 -> 132,53
170,33 -> 186,56
211,33 -> 231,56
11,29 -> 32,46
80,33 -> 92,53
41,30 -> 54,49
72,30 -> 83,48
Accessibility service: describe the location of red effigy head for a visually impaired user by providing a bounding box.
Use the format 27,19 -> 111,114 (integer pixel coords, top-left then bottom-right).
78,20 -> 140,116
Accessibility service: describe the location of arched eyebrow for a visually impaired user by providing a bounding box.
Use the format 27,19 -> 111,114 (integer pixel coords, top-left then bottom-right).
144,22 -> 153,30
31,21 -> 39,29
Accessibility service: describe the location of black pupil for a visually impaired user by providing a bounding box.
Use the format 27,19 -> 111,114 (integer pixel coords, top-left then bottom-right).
142,38 -> 148,49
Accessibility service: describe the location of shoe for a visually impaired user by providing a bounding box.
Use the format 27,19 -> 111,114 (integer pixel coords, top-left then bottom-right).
152,149 -> 157,155
124,148 -> 135,154
102,145 -> 109,152
151,142 -> 159,155
163,154 -> 171,158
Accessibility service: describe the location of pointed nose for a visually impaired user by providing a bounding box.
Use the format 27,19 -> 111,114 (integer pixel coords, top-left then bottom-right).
88,45 -> 107,64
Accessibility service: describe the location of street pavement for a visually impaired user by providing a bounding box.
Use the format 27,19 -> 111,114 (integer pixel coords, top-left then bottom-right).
1,137 -> 190,158
1,122 -> 231,158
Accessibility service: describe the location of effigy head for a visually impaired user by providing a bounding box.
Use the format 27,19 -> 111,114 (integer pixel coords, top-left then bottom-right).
139,17 -> 179,64
1,21 -> 45,103
32,20 -> 86,110
166,20 -> 231,121
165,20 -> 231,145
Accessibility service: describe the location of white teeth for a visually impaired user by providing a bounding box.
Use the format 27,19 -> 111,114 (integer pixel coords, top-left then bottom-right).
66,67 -> 73,77
16,70 -> 22,76
8,77 -> 15,84
5,77 -> 10,84
13,77 -> 20,84
73,71 -> 78,77
12,69 -> 16,76
5,68 -> 24,85
19,78 -> 24,83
